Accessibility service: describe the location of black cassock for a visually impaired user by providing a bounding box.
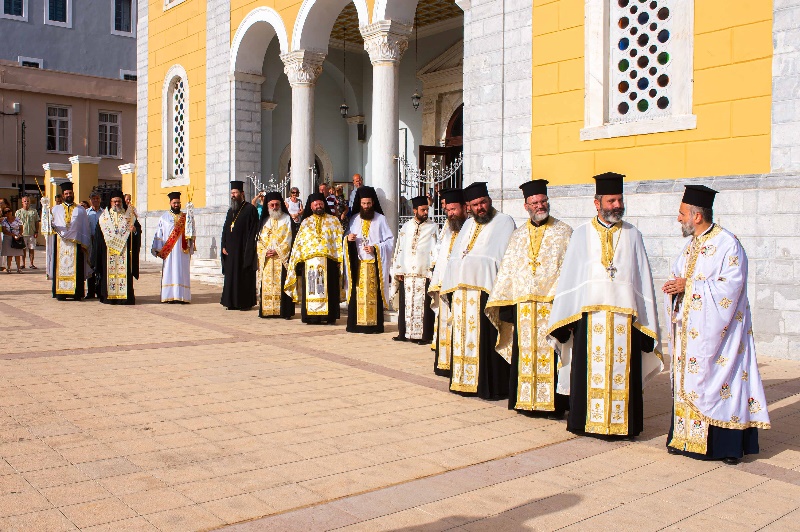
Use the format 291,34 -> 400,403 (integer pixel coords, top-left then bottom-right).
51,244 -> 86,301
297,259 -> 341,324
221,202 -> 259,310
90,220 -> 141,305
552,314 -> 654,437
345,239 -> 384,334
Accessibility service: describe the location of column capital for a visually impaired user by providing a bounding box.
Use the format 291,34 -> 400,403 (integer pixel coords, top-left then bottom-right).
42,163 -> 72,172
118,163 -> 136,175
280,50 -> 326,87
261,101 -> 278,112
345,114 -> 365,125
361,20 -> 412,65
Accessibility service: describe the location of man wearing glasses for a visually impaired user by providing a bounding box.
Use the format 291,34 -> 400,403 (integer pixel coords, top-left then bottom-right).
487,180 -> 573,418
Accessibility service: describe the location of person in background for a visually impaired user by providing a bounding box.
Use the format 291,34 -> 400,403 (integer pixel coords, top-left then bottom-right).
2,207 -> 24,273
54,195 -> 63,205
84,193 -> 102,299
252,191 -> 265,218
286,187 -> 303,237
80,200 -> 90,209
15,196 -> 40,270
343,173 -> 363,221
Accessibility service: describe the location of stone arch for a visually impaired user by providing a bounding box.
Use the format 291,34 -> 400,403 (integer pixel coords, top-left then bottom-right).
439,97 -> 463,145
231,7 -> 289,76
278,143 -> 334,186
292,0 -> 369,53
372,0 -> 419,26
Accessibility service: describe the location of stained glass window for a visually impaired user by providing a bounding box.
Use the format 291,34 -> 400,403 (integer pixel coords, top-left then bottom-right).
609,0 -> 671,123
170,78 -> 186,180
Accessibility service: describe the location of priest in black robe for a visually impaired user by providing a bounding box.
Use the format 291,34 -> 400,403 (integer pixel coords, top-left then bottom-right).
90,190 -> 141,305
221,180 -> 260,310
548,173 -> 662,438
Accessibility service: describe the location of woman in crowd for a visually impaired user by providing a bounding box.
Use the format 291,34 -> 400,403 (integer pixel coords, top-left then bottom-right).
1,207 -> 24,273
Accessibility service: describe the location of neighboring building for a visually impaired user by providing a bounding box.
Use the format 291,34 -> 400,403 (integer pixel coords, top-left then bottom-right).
0,0 -> 136,205
136,0 -> 800,361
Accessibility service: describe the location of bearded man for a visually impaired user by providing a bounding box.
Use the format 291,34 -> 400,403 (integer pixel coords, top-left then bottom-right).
662,185 -> 769,464
487,180 -> 572,417
221,181 -> 260,310
344,186 -> 394,334
391,196 -> 438,343
151,191 -> 194,303
91,190 -> 141,305
429,188 -> 467,376
548,172 -> 662,438
440,182 -> 516,399
285,193 -> 344,324
256,192 -> 294,319
50,182 -> 92,300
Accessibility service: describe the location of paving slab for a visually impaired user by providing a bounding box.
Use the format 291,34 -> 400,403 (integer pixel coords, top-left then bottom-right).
0,266 -> 798,531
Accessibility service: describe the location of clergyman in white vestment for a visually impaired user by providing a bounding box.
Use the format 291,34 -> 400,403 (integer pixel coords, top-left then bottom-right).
391,196 -> 438,344
440,182 -> 516,399
548,172 -> 662,438
662,185 -> 769,464
151,191 -> 194,303
428,188 -> 468,377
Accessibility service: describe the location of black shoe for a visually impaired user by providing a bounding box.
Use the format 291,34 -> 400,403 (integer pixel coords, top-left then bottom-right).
393,336 -> 408,342
722,457 -> 740,465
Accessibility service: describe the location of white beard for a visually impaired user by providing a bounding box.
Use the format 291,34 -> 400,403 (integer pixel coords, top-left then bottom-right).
268,208 -> 282,220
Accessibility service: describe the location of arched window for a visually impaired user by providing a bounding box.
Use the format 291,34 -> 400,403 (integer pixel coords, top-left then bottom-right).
162,65 -> 190,187
581,0 -> 695,140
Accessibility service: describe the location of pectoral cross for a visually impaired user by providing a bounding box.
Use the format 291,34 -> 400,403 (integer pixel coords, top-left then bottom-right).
606,262 -> 617,280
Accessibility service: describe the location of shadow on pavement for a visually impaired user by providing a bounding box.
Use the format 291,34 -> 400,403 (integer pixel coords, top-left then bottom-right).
388,493 -> 583,531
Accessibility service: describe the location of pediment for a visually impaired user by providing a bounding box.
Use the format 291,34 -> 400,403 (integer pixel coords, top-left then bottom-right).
417,40 -> 463,77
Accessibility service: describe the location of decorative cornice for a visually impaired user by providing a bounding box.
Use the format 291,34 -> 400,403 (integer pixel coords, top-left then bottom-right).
49,176 -> 71,184
118,163 -> 136,174
66,173 -> 73,180
42,163 -> 72,172
280,50 -> 326,87
68,155 -> 102,165
261,101 -> 277,111
361,20 -> 412,65
345,114 -> 365,125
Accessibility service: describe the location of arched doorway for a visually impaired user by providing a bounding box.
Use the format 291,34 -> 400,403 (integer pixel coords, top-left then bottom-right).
445,104 -> 463,147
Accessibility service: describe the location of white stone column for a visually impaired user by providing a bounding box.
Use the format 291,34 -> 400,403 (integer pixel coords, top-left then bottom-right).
281,50 -> 325,200
362,20 -> 411,233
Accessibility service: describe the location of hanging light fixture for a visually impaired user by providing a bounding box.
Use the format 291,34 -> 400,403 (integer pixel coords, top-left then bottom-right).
411,11 -> 421,111
340,27 -> 349,118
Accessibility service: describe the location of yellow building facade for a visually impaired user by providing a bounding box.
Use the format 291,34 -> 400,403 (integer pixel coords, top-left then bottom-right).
136,0 -> 800,359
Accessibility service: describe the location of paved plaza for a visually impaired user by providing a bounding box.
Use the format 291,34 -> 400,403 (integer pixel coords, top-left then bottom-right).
0,265 -> 799,531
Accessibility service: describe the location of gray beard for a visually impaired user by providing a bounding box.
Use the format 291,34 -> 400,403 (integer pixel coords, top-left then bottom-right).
473,207 -> 496,225
268,208 -> 282,220
681,220 -> 694,238
531,209 -> 550,223
448,216 -> 466,232
112,206 -> 125,215
600,207 -> 625,224
230,198 -> 243,211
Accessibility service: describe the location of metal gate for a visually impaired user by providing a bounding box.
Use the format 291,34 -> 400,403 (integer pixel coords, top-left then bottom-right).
397,145 -> 463,229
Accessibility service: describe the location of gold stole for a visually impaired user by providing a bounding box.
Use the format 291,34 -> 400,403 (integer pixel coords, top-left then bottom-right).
55,237 -> 78,295
515,301 -> 556,411
450,288 -> 481,393
106,251 -> 128,300
261,256 -> 282,316
259,220 -> 285,317
356,219 -> 378,326
586,311 -> 632,435
434,231 -> 459,369
304,256 -> 328,316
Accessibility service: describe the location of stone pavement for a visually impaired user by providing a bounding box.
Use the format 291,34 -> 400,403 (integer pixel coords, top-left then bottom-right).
0,265 -> 799,531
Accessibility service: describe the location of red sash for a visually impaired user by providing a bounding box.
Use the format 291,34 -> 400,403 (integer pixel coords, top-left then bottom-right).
158,213 -> 188,260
